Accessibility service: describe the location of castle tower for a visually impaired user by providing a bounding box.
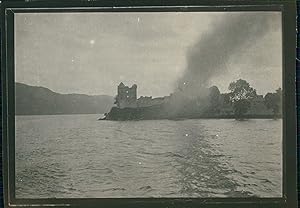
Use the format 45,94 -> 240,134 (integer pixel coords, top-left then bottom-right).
115,83 -> 137,108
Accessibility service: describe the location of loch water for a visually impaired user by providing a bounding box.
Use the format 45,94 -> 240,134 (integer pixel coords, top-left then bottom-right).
15,114 -> 282,198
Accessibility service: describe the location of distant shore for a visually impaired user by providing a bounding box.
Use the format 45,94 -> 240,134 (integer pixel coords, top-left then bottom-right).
15,113 -> 106,116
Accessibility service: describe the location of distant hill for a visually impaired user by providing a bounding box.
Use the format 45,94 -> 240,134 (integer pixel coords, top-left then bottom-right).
15,82 -> 114,115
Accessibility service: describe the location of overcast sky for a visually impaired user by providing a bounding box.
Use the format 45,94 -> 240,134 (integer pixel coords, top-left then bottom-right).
15,12 -> 282,97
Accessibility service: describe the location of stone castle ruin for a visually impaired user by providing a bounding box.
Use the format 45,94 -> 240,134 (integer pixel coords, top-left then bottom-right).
115,82 -> 137,108
104,82 -> 278,120
115,82 -> 170,109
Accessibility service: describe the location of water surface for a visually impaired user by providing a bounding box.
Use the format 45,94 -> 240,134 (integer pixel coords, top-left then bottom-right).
15,114 -> 282,198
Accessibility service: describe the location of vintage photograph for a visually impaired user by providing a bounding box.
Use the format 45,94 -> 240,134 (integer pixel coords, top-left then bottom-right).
15,11 -> 282,198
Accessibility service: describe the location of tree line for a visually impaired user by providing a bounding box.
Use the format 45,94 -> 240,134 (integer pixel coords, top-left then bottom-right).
222,79 -> 282,118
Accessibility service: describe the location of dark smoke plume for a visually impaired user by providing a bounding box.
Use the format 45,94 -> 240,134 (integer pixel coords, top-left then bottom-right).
176,13 -> 280,98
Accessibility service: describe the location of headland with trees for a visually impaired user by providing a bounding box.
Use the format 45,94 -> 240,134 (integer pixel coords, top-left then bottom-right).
104,79 -> 282,120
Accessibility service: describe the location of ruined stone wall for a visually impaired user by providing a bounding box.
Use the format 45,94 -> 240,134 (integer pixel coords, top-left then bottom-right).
137,96 -> 169,108
117,83 -> 137,108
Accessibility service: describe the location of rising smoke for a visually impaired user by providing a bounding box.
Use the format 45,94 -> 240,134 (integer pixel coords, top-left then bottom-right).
176,12 -> 281,98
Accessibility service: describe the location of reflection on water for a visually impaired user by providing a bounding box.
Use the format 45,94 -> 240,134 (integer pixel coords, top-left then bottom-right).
15,115 -> 282,198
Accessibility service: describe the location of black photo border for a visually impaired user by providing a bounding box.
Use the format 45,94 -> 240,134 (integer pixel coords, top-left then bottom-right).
0,0 -> 297,208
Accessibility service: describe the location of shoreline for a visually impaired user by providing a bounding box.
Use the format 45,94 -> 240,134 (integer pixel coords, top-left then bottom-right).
14,113 -> 282,120
103,116 -> 282,121
103,106 -> 282,121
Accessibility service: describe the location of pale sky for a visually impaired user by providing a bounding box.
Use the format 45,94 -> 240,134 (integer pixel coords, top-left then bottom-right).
15,12 -> 282,97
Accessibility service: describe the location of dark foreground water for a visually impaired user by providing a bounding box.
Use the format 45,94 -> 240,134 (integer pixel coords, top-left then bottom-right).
15,115 -> 282,198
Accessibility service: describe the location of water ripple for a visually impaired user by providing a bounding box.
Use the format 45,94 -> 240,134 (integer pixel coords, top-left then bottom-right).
15,115 -> 282,198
